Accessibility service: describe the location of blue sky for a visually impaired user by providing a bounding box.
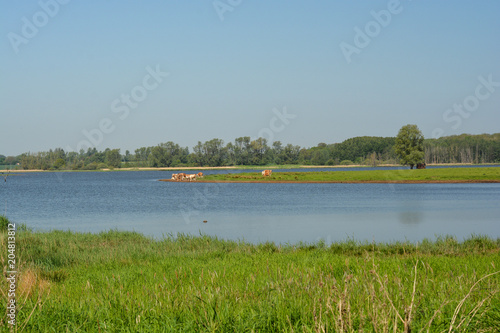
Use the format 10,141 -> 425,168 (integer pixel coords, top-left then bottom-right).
1,0 -> 499,156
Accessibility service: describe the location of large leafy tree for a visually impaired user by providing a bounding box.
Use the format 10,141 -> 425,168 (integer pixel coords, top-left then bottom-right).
395,124 -> 425,169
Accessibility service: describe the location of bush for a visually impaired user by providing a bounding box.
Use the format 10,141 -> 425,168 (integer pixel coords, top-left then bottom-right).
83,162 -> 98,170
0,215 -> 9,231
340,160 -> 353,165
0,216 -> 28,232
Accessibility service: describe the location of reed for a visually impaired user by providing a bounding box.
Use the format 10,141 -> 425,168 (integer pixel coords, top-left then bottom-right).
1,224 -> 499,332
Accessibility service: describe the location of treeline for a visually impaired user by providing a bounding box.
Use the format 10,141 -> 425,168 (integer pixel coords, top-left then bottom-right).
0,155 -> 20,167
424,133 -> 500,164
5,133 -> 500,170
17,148 -> 123,171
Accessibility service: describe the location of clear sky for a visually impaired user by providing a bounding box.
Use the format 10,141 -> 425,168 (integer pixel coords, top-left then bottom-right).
1,0 -> 499,156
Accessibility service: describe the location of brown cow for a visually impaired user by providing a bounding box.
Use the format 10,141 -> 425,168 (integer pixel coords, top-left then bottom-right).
262,170 -> 272,177
416,163 -> 426,169
197,172 -> 204,178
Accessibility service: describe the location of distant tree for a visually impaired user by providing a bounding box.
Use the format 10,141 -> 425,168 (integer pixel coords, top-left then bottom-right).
105,149 -> 121,168
225,142 -> 236,165
149,146 -> 167,167
281,144 -> 301,164
395,124 -> 425,169
5,156 -> 19,166
233,137 -> 251,165
311,149 -> 329,165
135,147 -> 151,166
249,138 -> 269,165
365,152 -> 380,167
206,138 -> 226,166
53,148 -> 65,160
54,158 -> 66,169
148,142 -> 185,167
271,141 -> 284,165
124,150 -> 132,162
193,139 -> 226,166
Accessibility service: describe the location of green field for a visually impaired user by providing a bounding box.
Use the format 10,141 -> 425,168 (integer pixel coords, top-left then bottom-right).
198,167 -> 500,183
1,222 -> 500,332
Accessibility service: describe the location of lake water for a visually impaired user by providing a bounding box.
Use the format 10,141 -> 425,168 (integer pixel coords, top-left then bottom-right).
1,168 -> 499,244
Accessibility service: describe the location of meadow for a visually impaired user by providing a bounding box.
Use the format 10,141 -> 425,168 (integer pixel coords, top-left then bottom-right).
197,167 -> 500,183
1,218 -> 500,332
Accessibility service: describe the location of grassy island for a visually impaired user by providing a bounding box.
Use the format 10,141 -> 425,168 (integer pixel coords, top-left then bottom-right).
160,167 -> 500,183
1,224 -> 500,332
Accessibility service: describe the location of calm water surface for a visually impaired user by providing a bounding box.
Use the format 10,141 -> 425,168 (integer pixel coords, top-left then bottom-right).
1,169 -> 499,244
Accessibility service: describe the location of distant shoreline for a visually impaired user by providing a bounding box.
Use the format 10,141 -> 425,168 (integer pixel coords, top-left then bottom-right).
4,163 -> 500,173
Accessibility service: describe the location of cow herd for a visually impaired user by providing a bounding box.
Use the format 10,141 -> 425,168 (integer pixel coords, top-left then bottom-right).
171,172 -> 203,181
171,170 -> 273,181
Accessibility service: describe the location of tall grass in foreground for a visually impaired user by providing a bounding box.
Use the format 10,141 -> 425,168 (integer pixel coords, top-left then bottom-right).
1,226 -> 500,332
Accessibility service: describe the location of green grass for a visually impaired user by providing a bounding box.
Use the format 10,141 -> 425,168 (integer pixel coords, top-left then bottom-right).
1,225 -> 500,332
199,167 -> 500,183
